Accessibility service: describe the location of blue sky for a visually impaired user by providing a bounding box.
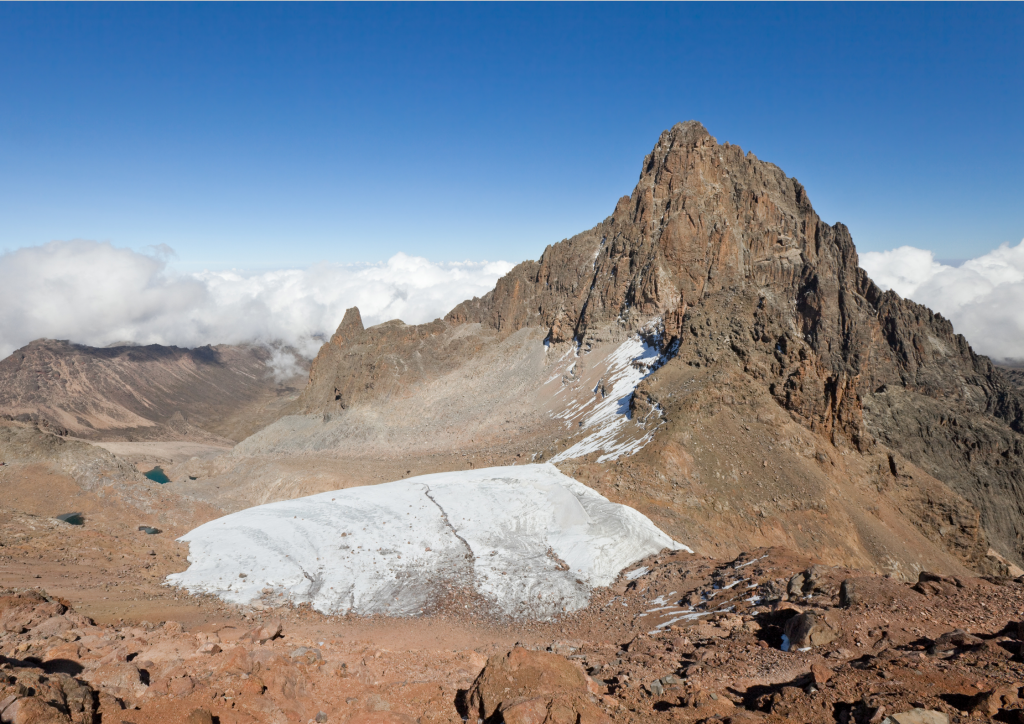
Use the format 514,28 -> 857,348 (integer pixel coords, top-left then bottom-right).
1,2 -> 1021,271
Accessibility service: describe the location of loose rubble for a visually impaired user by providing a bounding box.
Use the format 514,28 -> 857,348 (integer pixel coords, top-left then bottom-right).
3,548 -> 1024,722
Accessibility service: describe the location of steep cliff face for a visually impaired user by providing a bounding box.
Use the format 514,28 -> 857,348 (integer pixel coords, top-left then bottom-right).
448,123 -> 1016,446
289,121 -> 1024,573
299,308 -> 495,415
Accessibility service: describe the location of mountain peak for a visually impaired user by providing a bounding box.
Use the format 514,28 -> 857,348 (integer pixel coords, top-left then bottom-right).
295,123 -> 1024,575
664,119 -> 714,144
330,306 -> 364,346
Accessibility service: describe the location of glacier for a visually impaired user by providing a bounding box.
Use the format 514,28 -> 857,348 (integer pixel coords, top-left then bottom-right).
166,463 -> 687,618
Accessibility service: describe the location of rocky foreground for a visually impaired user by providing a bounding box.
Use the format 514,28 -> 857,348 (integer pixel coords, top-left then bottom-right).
2,548 -> 1024,723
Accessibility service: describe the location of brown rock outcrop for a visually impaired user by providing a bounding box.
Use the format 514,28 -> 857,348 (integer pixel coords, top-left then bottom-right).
783,611 -> 837,649
272,122 -> 1024,573
466,647 -> 608,724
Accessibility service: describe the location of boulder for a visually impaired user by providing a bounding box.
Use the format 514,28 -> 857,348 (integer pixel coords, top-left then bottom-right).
971,685 -> 1022,717
787,573 -> 806,598
783,611 -> 836,649
467,647 -> 609,724
290,647 -> 323,665
95,692 -> 123,720
0,695 -> 71,724
692,622 -> 726,639
239,675 -> 266,697
810,662 -> 833,684
803,565 -> 829,593
500,697 -> 548,724
669,636 -> 694,654
930,629 -> 983,652
678,689 -> 735,716
83,662 -> 146,703
914,580 -> 958,597
168,677 -> 194,697
914,572 -> 961,598
882,709 -> 948,724
783,567 -> 830,599
247,621 -> 283,644
30,616 -> 72,639
262,661 -> 306,711
1,601 -> 65,634
758,580 -> 786,603
918,571 -> 960,586
184,709 -> 214,724
42,642 -> 84,663
839,579 -> 858,607
218,645 -> 253,675
55,675 -> 94,723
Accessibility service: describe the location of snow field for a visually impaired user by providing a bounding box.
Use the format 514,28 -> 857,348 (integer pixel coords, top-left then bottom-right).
167,464 -> 687,618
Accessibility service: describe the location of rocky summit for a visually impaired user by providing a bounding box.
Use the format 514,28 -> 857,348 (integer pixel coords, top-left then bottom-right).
251,121 -> 1024,579
2,122 -> 1024,724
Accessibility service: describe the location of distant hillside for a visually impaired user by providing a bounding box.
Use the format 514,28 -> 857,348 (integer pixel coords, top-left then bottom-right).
0,339 -> 307,443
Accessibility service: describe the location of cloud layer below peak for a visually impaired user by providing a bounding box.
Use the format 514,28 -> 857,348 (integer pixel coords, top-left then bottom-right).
4,237 -> 1022,375
860,239 -> 1024,362
0,240 -> 514,365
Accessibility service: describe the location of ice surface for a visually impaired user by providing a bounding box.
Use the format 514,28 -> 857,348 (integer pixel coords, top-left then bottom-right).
167,464 -> 687,618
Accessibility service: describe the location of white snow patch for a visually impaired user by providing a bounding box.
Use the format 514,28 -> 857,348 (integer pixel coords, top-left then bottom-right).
544,321 -> 679,464
166,464 -> 685,619
625,566 -> 650,581
648,610 -> 712,634
735,554 -> 768,568
549,328 -> 672,464
645,593 -> 676,607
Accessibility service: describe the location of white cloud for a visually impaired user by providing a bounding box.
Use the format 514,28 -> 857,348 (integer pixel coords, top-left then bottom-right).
0,240 -> 515,369
861,239 -> 1024,361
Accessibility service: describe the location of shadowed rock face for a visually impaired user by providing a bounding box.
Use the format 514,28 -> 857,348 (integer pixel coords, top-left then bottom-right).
0,339 -> 307,442
282,122 -> 1024,572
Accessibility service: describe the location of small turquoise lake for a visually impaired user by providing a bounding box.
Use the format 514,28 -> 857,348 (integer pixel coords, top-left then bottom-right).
144,466 -> 170,484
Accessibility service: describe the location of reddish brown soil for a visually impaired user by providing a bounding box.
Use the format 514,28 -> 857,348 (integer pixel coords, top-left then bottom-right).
4,441 -> 1024,723
4,502 -> 1024,724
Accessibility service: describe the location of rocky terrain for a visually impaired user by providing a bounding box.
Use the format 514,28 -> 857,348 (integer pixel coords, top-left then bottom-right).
4,542 -> 1024,724
9,123 -> 1020,581
2,121 -> 1023,723
191,121 -> 1024,581
0,339 -> 307,443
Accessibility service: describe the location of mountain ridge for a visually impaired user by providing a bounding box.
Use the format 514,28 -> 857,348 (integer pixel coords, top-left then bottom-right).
2,121 -> 1021,578
284,121 -> 1024,574
0,338 -> 308,443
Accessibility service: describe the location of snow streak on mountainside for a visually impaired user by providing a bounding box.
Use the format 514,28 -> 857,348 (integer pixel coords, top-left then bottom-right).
167,464 -> 685,618
546,322 -> 677,463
